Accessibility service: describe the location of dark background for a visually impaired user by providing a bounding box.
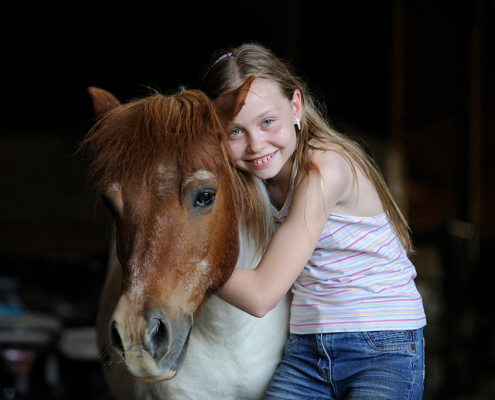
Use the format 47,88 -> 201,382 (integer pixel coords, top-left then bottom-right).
1,1 -> 494,399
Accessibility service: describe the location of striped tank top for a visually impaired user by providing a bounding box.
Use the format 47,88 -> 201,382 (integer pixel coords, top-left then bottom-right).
272,192 -> 426,334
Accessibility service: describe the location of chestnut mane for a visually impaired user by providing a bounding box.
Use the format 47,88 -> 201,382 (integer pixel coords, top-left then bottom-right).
81,88 -> 272,251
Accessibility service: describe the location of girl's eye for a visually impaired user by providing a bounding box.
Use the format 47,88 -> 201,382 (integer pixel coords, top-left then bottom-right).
262,119 -> 274,127
228,128 -> 242,137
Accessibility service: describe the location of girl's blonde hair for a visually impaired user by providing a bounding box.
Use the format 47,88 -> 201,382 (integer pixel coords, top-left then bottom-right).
201,42 -> 412,252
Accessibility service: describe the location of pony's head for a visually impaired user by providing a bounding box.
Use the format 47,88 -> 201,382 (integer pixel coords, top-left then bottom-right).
83,78 -> 254,381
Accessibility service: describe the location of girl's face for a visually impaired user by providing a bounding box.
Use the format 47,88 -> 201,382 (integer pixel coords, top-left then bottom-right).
227,79 -> 302,183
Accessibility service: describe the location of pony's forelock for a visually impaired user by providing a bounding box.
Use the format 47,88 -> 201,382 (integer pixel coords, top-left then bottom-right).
82,90 -> 228,191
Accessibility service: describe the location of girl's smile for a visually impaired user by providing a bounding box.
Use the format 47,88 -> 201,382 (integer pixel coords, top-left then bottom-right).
247,150 -> 278,167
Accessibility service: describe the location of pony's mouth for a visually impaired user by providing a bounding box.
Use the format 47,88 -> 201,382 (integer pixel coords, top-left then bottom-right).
135,327 -> 192,382
136,369 -> 177,382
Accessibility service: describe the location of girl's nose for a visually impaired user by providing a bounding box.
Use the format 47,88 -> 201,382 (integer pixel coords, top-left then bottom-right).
247,131 -> 266,154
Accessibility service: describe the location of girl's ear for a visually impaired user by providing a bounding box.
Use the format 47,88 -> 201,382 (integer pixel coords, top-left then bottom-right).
292,89 -> 303,121
214,76 -> 256,128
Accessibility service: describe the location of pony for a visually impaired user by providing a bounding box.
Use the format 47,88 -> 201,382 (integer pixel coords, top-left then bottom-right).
82,79 -> 290,400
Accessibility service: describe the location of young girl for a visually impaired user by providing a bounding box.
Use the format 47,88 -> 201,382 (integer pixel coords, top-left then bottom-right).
201,43 -> 426,400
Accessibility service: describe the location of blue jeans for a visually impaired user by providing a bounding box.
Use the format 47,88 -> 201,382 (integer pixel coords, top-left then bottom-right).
264,328 -> 425,400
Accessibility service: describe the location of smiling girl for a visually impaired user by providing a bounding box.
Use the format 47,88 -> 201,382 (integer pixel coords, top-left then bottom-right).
201,43 -> 426,400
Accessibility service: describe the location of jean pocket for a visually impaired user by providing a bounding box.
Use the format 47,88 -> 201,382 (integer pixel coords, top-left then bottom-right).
363,330 -> 416,352
284,334 -> 301,352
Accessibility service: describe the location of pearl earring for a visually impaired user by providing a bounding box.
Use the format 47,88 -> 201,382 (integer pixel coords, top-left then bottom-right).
295,118 -> 301,130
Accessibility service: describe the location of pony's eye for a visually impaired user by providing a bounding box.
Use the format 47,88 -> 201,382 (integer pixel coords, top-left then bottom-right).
194,191 -> 216,208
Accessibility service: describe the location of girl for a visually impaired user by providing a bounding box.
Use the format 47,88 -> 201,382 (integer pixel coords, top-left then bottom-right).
201,43 -> 426,400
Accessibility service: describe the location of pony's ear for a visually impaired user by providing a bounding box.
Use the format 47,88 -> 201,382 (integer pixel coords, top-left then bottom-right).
214,76 -> 256,128
88,87 -> 122,117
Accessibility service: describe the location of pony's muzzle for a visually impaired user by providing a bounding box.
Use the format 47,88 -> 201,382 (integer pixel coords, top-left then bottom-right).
109,307 -> 172,363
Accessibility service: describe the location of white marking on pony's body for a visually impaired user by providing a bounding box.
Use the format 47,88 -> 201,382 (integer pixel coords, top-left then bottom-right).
127,212 -> 173,306
108,182 -> 124,210
128,261 -> 146,306
175,259 -> 211,300
156,164 -> 167,175
197,259 -> 209,274
183,170 -> 215,186
155,166 -> 176,193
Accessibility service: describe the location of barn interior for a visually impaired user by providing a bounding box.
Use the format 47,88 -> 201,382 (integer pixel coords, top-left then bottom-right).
1,1 -> 494,399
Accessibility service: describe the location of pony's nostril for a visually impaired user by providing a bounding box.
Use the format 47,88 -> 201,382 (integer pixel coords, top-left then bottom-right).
110,321 -> 124,354
149,318 -> 170,359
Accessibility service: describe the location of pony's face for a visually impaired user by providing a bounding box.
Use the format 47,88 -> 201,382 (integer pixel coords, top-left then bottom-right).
103,154 -> 238,381
86,79 -> 254,382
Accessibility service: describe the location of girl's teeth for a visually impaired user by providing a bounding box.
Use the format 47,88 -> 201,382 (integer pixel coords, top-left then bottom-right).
252,154 -> 272,164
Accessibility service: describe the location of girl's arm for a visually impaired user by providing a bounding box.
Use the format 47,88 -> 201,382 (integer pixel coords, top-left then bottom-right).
216,152 -> 353,317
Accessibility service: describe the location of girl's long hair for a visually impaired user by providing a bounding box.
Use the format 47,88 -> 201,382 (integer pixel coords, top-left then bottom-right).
200,42 -> 412,252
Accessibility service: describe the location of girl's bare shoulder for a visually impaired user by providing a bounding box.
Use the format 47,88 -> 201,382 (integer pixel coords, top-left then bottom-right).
308,148 -> 355,185
292,148 -> 355,213
309,147 -> 383,217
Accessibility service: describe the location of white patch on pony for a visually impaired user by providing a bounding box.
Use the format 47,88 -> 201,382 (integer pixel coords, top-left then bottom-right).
128,263 -> 146,306
109,182 -> 121,192
178,259 -> 210,299
156,164 -> 167,175
195,259 -> 211,285
155,165 -> 176,193
126,212 -> 172,307
107,182 -> 124,210
183,170 -> 215,186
